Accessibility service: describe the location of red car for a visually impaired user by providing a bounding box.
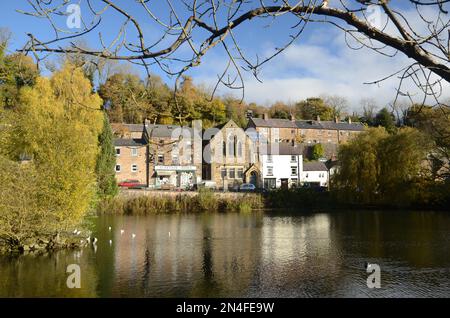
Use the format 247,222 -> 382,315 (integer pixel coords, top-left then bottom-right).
118,179 -> 145,189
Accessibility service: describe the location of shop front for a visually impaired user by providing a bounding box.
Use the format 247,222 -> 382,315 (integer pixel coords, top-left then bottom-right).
154,165 -> 197,190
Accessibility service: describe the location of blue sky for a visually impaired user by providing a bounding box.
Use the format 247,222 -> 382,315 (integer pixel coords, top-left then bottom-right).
1,1 -> 448,111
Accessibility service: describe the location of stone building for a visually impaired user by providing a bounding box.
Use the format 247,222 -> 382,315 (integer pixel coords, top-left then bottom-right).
202,119 -> 258,190
113,138 -> 148,186
144,121 -> 202,190
246,114 -> 365,159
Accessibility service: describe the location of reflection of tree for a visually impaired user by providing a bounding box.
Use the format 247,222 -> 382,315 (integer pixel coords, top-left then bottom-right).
0,250 -> 98,297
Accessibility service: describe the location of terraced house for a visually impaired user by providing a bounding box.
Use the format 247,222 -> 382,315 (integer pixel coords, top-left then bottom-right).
112,122 -> 202,189
112,115 -> 365,190
247,114 -> 365,159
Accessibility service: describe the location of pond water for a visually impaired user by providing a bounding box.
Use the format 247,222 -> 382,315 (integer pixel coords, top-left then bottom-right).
1,210 -> 450,297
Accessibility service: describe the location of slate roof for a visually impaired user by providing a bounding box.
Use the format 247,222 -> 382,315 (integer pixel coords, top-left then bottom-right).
303,161 -> 329,172
145,124 -> 201,139
260,143 -> 304,155
111,123 -> 144,132
250,117 -> 364,131
114,138 -> 147,147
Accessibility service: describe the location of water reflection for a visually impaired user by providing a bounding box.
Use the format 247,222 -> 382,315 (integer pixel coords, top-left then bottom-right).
1,210 -> 450,297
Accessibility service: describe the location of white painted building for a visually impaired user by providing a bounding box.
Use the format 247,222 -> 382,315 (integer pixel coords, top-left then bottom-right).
301,162 -> 329,187
260,144 -> 303,189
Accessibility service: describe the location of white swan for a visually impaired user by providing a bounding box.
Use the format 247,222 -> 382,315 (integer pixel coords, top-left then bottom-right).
93,237 -> 98,244
132,233 -> 136,239
120,230 -> 124,235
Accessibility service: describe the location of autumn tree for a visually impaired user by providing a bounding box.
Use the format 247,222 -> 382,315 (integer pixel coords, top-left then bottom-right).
0,63 -> 103,247
295,98 -> 334,121
99,72 -> 151,123
0,49 -> 39,109
333,127 -> 435,206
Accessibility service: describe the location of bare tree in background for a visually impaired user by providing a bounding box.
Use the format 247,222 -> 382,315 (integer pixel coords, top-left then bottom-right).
16,0 -> 449,109
322,95 -> 349,119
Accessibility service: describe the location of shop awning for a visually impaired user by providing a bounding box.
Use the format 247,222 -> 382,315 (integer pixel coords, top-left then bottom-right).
156,170 -> 176,176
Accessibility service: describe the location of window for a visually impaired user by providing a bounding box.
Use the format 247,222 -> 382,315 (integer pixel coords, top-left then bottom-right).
221,168 -> 227,178
131,148 -> 138,156
223,141 -> 226,156
267,166 -> 273,176
267,155 -> 273,163
228,135 -> 236,157
291,129 -> 295,134
290,155 -> 297,163
229,168 -> 235,179
172,154 -> 179,164
158,154 -> 164,164
115,148 -> 121,156
115,164 -> 121,172
291,167 -> 298,176
237,141 -> 242,157
237,168 -> 244,179
264,178 -> 276,189
131,164 -> 138,172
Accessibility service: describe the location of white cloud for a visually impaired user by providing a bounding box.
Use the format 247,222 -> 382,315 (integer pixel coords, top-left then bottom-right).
189,7 -> 450,112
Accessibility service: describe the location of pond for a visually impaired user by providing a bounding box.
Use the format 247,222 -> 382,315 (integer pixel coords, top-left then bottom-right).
1,210 -> 450,297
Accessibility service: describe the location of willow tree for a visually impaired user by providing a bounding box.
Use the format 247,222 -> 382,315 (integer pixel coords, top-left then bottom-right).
333,126 -> 435,206
333,127 -> 388,204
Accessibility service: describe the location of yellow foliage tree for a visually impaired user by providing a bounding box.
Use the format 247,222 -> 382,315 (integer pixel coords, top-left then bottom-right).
0,64 -> 103,247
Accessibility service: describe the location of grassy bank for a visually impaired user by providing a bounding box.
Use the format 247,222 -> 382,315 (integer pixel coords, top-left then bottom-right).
97,189 -> 264,215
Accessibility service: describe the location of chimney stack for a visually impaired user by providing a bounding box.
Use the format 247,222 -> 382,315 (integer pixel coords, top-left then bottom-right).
347,117 -> 352,124
316,115 -> 321,122
335,116 -> 339,123
290,113 -> 295,122
263,113 -> 269,120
